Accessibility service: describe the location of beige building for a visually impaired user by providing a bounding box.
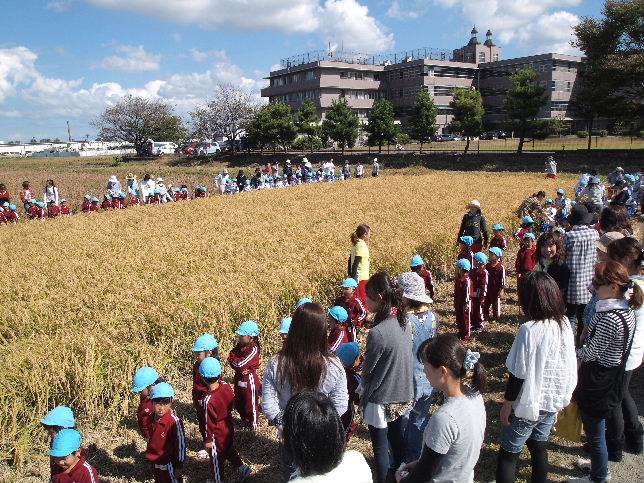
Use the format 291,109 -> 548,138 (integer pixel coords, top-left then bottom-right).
260,29 -> 584,134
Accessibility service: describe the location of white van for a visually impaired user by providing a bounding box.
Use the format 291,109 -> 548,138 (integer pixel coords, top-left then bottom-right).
198,142 -> 221,155
152,142 -> 178,155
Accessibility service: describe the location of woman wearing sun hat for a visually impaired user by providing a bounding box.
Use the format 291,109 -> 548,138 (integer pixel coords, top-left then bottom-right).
457,200 -> 489,253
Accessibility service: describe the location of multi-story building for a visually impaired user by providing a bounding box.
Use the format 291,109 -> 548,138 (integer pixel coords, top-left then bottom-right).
260,28 -> 584,134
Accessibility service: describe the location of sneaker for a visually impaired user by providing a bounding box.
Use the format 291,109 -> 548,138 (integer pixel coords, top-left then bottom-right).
569,475 -> 611,482
238,464 -> 252,482
576,458 -> 591,471
197,449 -> 209,460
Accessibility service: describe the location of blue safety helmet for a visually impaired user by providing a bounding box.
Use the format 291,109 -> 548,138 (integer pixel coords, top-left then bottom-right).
492,223 -> 505,231
235,320 -> 259,337
328,306 -> 349,323
489,247 -> 504,258
459,236 -> 474,247
131,367 -> 160,393
410,255 -> 424,267
191,333 -> 218,352
455,259 -> 472,271
523,232 -> 536,241
296,297 -> 312,308
473,252 -> 488,265
40,406 -> 75,428
49,429 -> 82,457
279,316 -> 292,334
150,382 -> 175,399
9,204 -> 16,211
341,278 -> 358,289
336,342 -> 360,367
522,216 -> 534,225
199,357 -> 222,379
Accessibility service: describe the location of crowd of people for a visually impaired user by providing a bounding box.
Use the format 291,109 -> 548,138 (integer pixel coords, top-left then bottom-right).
0,158 -> 382,223
30,164 -> 644,483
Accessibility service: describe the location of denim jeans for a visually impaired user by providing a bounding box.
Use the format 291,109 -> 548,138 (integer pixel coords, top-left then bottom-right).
402,396 -> 432,462
500,410 -> 557,453
368,416 -> 404,483
581,411 -> 609,482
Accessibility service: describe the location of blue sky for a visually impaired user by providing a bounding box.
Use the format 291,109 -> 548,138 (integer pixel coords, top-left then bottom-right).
0,0 -> 602,141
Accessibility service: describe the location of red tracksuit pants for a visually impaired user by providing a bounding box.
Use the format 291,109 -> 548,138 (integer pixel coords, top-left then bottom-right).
193,398 -> 206,442
209,442 -> 243,482
152,463 -> 183,483
483,291 -> 502,321
234,373 -> 261,430
455,300 -> 471,340
471,297 -> 486,329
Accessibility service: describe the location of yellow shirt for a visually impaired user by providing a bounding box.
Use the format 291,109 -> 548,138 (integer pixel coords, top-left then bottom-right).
351,239 -> 370,281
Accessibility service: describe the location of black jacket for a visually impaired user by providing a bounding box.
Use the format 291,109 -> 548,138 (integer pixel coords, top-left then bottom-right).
457,212 -> 489,246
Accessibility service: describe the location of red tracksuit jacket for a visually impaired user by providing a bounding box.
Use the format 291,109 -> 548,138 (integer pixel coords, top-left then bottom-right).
328,324 -> 350,352
515,246 -> 537,275
487,262 -> 506,294
27,204 -> 41,219
50,447 -> 88,479
334,295 -> 367,331
5,211 -> 19,223
470,267 -> 488,299
145,410 -> 186,469
137,394 -> 155,440
61,206 -> 71,216
148,195 -> 160,204
101,200 -> 111,210
50,453 -> 98,483
0,212 -> 6,224
192,360 -> 209,406
341,367 -> 361,440
81,201 -> 92,212
490,234 -> 508,250
89,204 -> 99,212
417,267 -> 435,299
457,247 -> 473,266
48,205 -> 61,218
228,343 -> 261,429
130,196 -> 140,206
202,382 -> 236,452
454,274 -> 471,317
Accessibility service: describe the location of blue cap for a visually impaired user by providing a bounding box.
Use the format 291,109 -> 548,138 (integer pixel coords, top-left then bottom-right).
546,198 -> 553,203
473,252 -> 488,264
522,216 -> 534,224
84,195 -> 91,200
199,357 -> 222,379
235,320 -> 259,337
296,297 -> 312,308
590,176 -> 601,184
341,278 -> 358,289
29,198 -> 36,203
459,236 -> 474,246
557,188 -> 565,195
492,223 -> 505,231
2,202 -> 8,207
523,232 -> 536,241
40,406 -> 75,428
154,188 -> 160,194
191,333 -> 218,352
489,247 -> 503,258
131,367 -> 159,393
336,342 -> 360,367
455,259 -> 472,271
49,429 -> 81,457
328,306 -> 349,323
279,316 -> 292,334
150,382 -> 175,399
9,204 -> 16,211
91,197 -> 99,202
579,178 -> 588,185
37,201 -> 46,208
410,255 -> 424,267
119,192 -> 126,199
104,194 -> 111,200
181,187 -> 188,192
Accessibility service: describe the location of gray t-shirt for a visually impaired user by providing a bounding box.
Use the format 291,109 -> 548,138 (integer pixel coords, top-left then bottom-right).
423,391 -> 486,482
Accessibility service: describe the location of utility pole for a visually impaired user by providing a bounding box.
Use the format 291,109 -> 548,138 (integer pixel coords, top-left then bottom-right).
67,121 -> 72,143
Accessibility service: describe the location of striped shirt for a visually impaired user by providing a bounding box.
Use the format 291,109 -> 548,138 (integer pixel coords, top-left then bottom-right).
579,302 -> 635,367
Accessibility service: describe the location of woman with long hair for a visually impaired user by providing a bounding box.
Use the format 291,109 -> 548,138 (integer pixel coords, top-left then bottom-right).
495,272 -> 577,483
573,261 -> 642,482
262,302 -> 348,481
43,179 -> 59,205
348,224 -> 371,304
535,232 -> 570,296
362,272 -> 414,483
605,237 -> 644,457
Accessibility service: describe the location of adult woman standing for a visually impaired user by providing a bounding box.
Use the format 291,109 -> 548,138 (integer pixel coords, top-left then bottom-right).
606,237 -> 644,456
262,302 -> 348,481
457,200 -> 489,253
348,224 -> 371,304
573,261 -> 641,483
362,272 -> 414,483
398,272 -> 437,462
495,272 -> 577,483
535,232 -> 570,297
43,179 -> 59,205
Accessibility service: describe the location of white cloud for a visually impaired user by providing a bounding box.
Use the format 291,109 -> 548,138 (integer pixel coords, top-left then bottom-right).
86,0 -> 394,52
0,46 -> 266,123
99,45 -> 161,72
386,0 -> 423,19
190,48 -> 227,63
47,0 -> 75,12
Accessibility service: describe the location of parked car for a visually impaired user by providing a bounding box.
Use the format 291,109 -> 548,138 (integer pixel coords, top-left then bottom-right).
434,134 -> 461,142
197,142 -> 222,155
480,132 -> 497,140
151,142 -> 178,155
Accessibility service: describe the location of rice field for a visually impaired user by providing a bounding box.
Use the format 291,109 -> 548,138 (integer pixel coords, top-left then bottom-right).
1,157 -> 624,481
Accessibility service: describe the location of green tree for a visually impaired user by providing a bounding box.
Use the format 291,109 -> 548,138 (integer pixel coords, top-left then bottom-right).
573,0 -> 644,148
449,88 -> 484,154
364,99 -> 398,153
548,115 -> 568,137
257,102 -> 297,152
92,95 -> 186,155
296,100 -> 321,153
409,89 -> 438,152
321,99 -> 360,154
505,67 -> 547,154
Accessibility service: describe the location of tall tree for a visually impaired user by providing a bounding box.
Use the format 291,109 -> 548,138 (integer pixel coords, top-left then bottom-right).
264,102 -> 298,152
92,95 -> 186,155
364,99 -> 398,153
505,67 -> 547,154
189,83 -> 258,150
296,100 -> 322,153
321,99 -> 360,154
409,89 -> 438,153
449,88 -> 484,154
573,0 -> 644,144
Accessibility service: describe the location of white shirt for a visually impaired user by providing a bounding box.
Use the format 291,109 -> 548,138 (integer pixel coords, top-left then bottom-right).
506,318 -> 577,421
43,186 -> 59,205
289,450 -> 372,483
140,180 -> 155,198
627,278 -> 644,371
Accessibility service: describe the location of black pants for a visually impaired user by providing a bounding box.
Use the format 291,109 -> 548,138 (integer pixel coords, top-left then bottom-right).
368,416 -> 404,483
566,303 -> 586,342
496,440 -> 549,483
606,370 -> 644,458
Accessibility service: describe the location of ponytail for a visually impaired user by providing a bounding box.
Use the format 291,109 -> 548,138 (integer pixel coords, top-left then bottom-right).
420,334 -> 488,394
629,281 -> 644,309
595,260 -> 643,309
350,224 -> 370,245
365,272 -> 407,328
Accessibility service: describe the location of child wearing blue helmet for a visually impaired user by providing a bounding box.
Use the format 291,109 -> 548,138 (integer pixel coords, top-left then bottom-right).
470,252 -> 489,332
131,366 -> 163,440
228,321 -> 261,431
485,247 -> 507,321
327,306 -> 350,352
333,278 -> 367,341
49,429 -> 99,482
336,342 -> 362,443
454,259 -> 472,340
515,216 -> 535,241
410,255 -> 435,301
457,236 -> 475,268
40,405 -> 88,479
191,333 -> 219,456
516,233 -> 537,289
490,223 -> 508,251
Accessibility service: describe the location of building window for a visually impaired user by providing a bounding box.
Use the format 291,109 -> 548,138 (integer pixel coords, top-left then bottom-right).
566,81 -> 571,92
492,53 -> 499,61
374,73 -> 380,81
551,80 -> 556,91
478,52 -> 486,63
